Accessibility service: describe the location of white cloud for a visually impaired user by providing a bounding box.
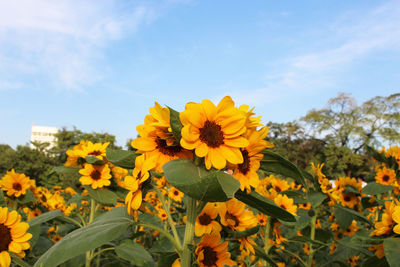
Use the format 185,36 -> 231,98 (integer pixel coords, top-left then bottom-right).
0,0 -> 157,91
226,0 -> 400,105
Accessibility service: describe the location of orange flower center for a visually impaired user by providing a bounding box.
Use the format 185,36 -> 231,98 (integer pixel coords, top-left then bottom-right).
12,182 -> 22,191
225,212 -> 240,227
382,175 -> 390,182
88,150 -> 102,156
198,213 -> 212,226
201,246 -> 218,266
238,149 -> 250,174
155,138 -> 183,156
0,224 -> 12,252
199,121 -> 224,148
90,170 -> 102,180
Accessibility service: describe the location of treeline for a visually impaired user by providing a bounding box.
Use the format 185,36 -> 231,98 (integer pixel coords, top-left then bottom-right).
0,93 -> 399,187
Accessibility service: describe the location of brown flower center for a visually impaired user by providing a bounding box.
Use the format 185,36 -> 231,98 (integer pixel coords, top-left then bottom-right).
238,149 -> 250,174
198,213 -> 212,226
90,170 -> 102,180
12,183 -> 22,191
225,212 -> 240,227
0,224 -> 12,252
382,175 -> 390,182
155,138 -> 183,156
173,190 -> 179,196
343,194 -> 352,202
274,186 -> 282,193
199,121 -> 224,148
88,150 -> 102,156
202,246 -> 218,267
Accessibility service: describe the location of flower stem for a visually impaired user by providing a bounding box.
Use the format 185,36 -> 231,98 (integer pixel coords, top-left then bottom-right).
181,196 -> 197,267
307,214 -> 317,267
154,186 -> 182,250
85,198 -> 96,267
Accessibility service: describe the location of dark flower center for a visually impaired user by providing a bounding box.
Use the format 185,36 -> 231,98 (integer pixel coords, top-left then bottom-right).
173,190 -> 179,196
343,194 -> 352,202
202,246 -> 218,267
225,212 -> 240,227
199,121 -> 224,148
0,224 -> 12,252
198,213 -> 212,225
90,170 -> 102,180
155,138 -> 183,156
382,175 -> 390,182
238,149 -> 250,175
12,183 -> 22,191
88,150 -> 102,156
274,186 -> 282,193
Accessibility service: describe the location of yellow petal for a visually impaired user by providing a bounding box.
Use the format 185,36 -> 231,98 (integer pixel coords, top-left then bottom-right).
195,143 -> 209,158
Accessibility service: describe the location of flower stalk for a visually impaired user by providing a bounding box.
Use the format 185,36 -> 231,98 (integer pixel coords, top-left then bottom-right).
181,196 -> 197,267
307,214 -> 317,267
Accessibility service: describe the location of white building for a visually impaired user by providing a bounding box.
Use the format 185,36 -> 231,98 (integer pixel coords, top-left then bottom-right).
30,125 -> 59,149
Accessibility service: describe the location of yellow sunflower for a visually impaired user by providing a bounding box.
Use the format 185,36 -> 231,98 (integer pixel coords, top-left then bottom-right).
65,140 -> 89,167
124,155 -> 157,214
79,163 -> 112,189
391,205 -> 400,234
132,103 -> 192,172
0,169 -> 34,198
0,207 -> 32,267
232,127 -> 274,192
195,233 -> 236,267
168,187 -> 184,203
274,194 -> 297,216
180,96 -> 249,170
343,220 -> 359,236
375,165 -> 396,185
195,203 -> 222,237
383,145 -> 400,170
372,201 -> 396,236
218,198 -> 257,232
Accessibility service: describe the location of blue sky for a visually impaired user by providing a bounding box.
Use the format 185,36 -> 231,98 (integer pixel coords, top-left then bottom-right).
0,0 -> 399,148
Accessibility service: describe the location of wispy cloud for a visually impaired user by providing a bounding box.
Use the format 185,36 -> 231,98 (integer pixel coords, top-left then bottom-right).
0,0 -> 158,91
225,0 -> 400,105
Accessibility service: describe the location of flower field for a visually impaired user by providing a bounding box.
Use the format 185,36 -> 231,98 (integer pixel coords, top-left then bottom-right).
1,96 -> 400,267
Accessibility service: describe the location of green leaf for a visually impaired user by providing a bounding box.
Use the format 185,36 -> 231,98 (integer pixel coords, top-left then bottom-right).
163,159 -> 240,202
307,192 -> 327,208
254,246 -> 278,267
361,196 -> 379,209
28,224 -> 41,248
229,225 -> 260,239
335,205 -> 373,226
168,107 -> 183,142
384,238 -> 400,267
34,207 -> 132,267
50,166 -> 79,175
366,146 -> 398,169
17,190 -> 35,204
84,156 -> 105,165
85,186 -> 118,205
235,190 -> 296,222
0,189 -> 6,206
156,252 -> 179,267
362,182 -> 393,195
115,239 -> 155,267
343,185 -> 360,195
106,148 -> 137,169
334,207 -> 354,230
260,150 -> 308,188
362,256 -> 390,267
28,210 -> 63,227
10,253 -> 32,267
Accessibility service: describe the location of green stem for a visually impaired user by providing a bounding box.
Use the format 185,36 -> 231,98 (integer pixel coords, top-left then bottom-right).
90,247 -> 115,260
154,186 -> 182,250
181,197 -> 197,267
139,223 -> 182,254
85,199 -> 97,267
283,249 -> 307,267
264,217 -> 273,255
61,216 -> 84,228
307,215 -> 317,267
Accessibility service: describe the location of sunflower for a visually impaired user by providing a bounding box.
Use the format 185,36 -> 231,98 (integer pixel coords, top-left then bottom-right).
124,155 -> 157,214
372,201 -> 396,236
218,199 -> 257,232
168,187 -> 184,203
65,140 -> 89,167
232,127 -> 274,192
0,207 -> 32,267
375,165 -> 396,186
195,203 -> 222,237
369,243 -> 385,259
391,205 -> 400,234
180,96 -> 249,170
334,177 -> 362,209
0,169 -> 34,198
383,145 -> 400,170
195,233 -> 236,267
132,103 -> 192,172
79,163 -> 112,189
343,220 -> 359,236
270,177 -> 291,194
273,194 -> 297,216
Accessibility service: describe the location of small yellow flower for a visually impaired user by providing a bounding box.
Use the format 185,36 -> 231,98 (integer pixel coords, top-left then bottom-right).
79,163 -> 112,189
0,169 -> 34,198
195,203 -> 222,237
195,233 -> 236,267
